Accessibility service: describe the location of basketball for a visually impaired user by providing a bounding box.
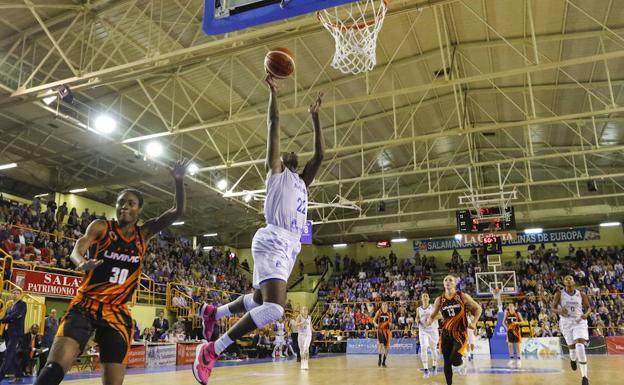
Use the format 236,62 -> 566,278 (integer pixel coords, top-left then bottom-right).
264,47 -> 295,78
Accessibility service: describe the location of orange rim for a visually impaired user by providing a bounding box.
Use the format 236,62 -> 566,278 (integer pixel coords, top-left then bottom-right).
317,0 -> 388,31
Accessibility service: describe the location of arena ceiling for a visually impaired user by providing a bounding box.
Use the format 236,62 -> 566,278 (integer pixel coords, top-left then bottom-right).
0,0 -> 623,247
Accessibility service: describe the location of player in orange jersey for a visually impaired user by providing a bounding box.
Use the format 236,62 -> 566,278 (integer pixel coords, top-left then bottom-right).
427,275 -> 482,385
504,303 -> 524,367
35,160 -> 188,385
373,302 -> 392,367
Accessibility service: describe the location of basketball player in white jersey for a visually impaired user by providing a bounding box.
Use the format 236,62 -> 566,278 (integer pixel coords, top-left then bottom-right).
272,319 -> 287,358
416,293 -> 441,378
551,275 -> 591,385
192,76 -> 325,385
466,313 -> 475,362
296,306 -> 313,370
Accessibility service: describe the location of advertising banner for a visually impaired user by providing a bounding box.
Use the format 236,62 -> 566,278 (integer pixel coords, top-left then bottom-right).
606,336 -> 624,355
146,344 -> 177,367
347,338 -> 418,355
128,344 -> 146,368
560,336 -> 607,355
414,227 -> 600,251
520,337 -> 561,356
177,342 -> 202,365
300,221 -> 313,244
11,268 -> 83,298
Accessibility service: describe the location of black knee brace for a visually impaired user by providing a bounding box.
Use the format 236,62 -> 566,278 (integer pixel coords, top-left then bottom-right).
35,361 -> 65,385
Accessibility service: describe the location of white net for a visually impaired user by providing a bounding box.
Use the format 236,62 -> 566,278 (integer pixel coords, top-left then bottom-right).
317,0 -> 388,74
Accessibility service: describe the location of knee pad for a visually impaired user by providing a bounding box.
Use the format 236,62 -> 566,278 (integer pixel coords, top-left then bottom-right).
575,343 -> 587,362
35,361 -> 65,385
249,302 -> 284,329
243,293 -> 262,312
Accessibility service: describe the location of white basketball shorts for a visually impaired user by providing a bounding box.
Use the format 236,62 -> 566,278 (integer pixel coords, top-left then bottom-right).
251,224 -> 302,289
560,319 -> 589,345
467,329 -> 475,345
419,329 -> 439,352
298,333 -> 312,353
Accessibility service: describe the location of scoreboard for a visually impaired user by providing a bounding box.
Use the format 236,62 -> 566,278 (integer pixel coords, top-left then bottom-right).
482,236 -> 503,254
456,206 -> 516,233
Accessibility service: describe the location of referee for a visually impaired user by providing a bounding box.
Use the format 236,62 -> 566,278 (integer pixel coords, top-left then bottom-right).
289,312 -> 300,361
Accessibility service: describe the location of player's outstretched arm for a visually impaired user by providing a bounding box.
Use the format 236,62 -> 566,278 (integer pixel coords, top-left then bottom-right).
301,93 -> 325,187
461,293 -> 482,329
426,297 -> 442,326
265,75 -> 283,175
70,219 -> 107,271
142,160 -> 188,240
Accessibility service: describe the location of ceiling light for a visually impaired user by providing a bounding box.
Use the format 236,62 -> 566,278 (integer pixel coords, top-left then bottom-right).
203,246 -> 213,250
524,228 -> 543,234
0,163 -> 17,170
243,193 -> 253,203
333,243 -> 347,248
94,115 -> 116,134
172,221 -> 184,226
217,179 -> 228,191
454,234 -> 463,241
188,163 -> 199,176
34,193 -> 49,198
391,238 -> 407,243
600,222 -> 621,227
145,141 -> 163,158
203,233 -> 218,237
69,188 -> 87,193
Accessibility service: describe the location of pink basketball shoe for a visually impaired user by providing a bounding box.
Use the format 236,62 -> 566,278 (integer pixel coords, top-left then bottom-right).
192,341 -> 219,385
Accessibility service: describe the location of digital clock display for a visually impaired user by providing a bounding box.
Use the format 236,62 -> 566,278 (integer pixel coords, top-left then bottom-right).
482,236 -> 502,254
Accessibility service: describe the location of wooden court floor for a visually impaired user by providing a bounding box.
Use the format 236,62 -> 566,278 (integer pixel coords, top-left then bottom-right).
63,355 -> 623,385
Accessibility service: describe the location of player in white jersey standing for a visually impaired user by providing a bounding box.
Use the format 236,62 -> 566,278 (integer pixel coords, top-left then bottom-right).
192,75 -> 325,385
417,293 -> 441,378
551,275 -> 591,385
272,319 -> 287,358
466,313 -> 475,362
296,306 -> 313,370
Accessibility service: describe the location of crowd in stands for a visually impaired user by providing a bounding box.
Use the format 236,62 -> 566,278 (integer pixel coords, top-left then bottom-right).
316,243 -> 624,338
0,193 -> 251,301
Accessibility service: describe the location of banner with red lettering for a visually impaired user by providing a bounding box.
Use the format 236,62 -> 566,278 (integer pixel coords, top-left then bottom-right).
606,336 -> 624,355
128,344 -> 146,368
177,342 -> 201,365
11,268 -> 83,298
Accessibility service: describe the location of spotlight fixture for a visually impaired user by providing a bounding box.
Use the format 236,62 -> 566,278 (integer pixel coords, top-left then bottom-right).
69,188 -> 87,193
217,179 -> 228,191
333,243 -> 347,248
145,141 -> 163,158
243,193 -> 253,203
600,222 -> 621,227
94,115 -> 116,134
58,85 -> 73,104
172,221 -> 184,226
203,233 -> 218,237
188,163 -> 199,176
523,228 -> 543,234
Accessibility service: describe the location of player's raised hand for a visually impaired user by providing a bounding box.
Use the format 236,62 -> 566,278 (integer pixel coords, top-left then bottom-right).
77,259 -> 104,272
170,159 -> 190,181
265,74 -> 279,94
309,92 -> 324,115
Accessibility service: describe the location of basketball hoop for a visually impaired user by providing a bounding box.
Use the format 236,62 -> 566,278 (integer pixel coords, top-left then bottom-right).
317,0 -> 388,74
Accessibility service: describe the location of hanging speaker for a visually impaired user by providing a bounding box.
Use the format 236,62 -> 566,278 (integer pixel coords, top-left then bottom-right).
587,180 -> 597,192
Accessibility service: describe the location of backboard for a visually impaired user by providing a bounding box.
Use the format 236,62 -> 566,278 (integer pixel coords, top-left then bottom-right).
204,0 -> 360,35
